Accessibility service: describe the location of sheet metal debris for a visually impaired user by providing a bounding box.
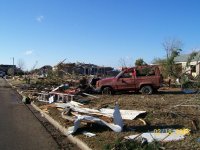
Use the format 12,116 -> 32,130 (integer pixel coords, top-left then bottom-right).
55,102 -> 145,120
100,108 -> 146,120
37,84 -> 146,135
67,104 -> 124,134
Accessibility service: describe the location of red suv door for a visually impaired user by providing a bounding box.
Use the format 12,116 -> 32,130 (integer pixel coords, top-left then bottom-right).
115,71 -> 136,90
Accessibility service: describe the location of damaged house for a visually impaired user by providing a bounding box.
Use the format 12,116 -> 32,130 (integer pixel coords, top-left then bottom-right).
75,62 -> 114,75
175,52 -> 200,77
37,65 -> 53,77
53,62 -> 114,76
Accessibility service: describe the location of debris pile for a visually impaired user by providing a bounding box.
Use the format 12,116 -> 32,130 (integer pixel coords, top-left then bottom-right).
37,98 -> 146,135
33,83 -> 194,145
8,72 -> 199,149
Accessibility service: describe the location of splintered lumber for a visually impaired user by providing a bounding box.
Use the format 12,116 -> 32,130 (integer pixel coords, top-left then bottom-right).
82,93 -> 99,98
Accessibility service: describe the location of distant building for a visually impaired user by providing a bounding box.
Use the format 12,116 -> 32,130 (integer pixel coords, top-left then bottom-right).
31,65 -> 53,77
0,65 -> 16,74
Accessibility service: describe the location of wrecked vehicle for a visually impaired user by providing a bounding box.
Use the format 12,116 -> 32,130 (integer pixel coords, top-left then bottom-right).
96,65 -> 163,94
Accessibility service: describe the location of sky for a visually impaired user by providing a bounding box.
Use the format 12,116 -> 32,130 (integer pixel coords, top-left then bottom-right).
1,0 -> 200,70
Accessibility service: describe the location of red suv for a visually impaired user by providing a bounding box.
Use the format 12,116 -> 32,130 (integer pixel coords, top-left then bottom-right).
96,65 -> 163,94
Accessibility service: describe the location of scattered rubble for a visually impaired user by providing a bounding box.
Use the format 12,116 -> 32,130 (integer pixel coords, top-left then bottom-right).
7,73 -> 200,150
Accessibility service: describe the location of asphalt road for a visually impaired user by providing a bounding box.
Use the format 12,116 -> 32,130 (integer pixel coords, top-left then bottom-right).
0,78 -> 60,150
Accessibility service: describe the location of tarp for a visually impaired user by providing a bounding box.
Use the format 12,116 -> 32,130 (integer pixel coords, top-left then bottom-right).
182,89 -> 197,94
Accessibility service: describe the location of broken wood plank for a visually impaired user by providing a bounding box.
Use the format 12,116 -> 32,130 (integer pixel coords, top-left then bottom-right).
82,93 -> 99,98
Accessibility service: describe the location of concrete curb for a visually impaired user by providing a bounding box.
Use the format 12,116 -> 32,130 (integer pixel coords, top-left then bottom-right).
6,79 -> 92,150
31,102 -> 92,150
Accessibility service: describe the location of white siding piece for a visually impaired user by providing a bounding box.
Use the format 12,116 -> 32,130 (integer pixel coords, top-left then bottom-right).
100,108 -> 146,120
55,102 -> 146,120
56,102 -> 100,114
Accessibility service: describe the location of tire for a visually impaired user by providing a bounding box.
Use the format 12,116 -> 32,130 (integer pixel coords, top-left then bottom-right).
140,85 -> 153,95
102,87 -> 113,95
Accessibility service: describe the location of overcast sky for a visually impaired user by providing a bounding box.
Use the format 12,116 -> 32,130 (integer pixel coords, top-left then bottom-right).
1,0 -> 200,70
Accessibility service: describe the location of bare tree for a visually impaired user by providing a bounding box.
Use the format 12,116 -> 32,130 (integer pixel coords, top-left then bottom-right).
119,56 -> 134,68
17,59 -> 25,71
119,57 -> 127,68
162,38 -> 183,59
31,61 -> 38,71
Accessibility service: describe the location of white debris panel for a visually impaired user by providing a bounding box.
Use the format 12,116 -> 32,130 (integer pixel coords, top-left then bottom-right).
55,102 -> 101,115
55,101 -> 146,120
67,104 -> 124,134
54,101 -> 146,134
100,108 -> 146,120
125,130 -> 190,143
